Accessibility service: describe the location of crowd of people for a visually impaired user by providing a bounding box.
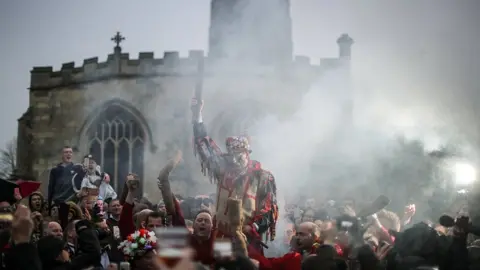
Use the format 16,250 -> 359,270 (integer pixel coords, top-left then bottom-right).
0,98 -> 479,270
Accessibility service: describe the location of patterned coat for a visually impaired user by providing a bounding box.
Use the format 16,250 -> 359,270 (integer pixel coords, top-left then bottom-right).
193,122 -> 278,242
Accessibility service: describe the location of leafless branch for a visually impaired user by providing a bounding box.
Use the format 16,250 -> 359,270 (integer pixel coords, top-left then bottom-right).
0,137 -> 16,179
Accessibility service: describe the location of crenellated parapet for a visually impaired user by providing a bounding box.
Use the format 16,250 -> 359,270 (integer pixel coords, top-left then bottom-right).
29,33 -> 353,91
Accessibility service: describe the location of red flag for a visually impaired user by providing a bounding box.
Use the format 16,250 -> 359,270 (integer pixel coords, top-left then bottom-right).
15,180 -> 41,198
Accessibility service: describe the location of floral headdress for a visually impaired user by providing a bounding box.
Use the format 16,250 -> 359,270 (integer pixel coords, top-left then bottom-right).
118,229 -> 157,260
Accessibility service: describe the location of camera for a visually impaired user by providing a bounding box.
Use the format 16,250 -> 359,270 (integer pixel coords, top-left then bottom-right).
336,215 -> 362,234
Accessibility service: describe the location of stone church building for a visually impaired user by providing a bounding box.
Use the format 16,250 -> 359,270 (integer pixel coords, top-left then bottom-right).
16,0 -> 354,199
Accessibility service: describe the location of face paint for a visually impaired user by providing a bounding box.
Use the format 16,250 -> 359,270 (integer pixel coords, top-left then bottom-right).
225,136 -> 250,168
230,151 -> 248,168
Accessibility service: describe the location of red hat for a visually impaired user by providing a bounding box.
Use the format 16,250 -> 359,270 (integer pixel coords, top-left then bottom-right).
15,180 -> 41,199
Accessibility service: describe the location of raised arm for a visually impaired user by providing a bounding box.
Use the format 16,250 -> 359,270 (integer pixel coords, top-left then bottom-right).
191,99 -> 224,183
119,174 -> 138,238
157,151 -> 182,216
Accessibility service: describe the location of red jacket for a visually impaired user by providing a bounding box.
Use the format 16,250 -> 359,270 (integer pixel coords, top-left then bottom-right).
248,243 -> 344,270
171,199 -> 216,266
249,247 -> 303,270
118,202 -> 135,240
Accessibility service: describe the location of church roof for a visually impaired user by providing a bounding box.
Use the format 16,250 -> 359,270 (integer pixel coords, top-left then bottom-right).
29,32 -> 351,91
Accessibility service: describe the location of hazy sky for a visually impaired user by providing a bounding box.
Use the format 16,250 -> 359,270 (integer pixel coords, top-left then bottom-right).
1,0 -> 479,148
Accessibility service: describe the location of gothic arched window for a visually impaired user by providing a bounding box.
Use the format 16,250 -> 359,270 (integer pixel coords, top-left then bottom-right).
86,104 -> 145,192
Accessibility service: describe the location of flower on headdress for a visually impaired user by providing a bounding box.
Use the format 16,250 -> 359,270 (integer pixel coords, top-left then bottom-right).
118,230 -> 157,260
225,136 -> 251,153
139,229 -> 147,237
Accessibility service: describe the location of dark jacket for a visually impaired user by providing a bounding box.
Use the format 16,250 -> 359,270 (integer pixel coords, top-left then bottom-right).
0,230 -> 11,270
107,216 -> 123,264
4,242 -> 41,270
48,163 -> 83,207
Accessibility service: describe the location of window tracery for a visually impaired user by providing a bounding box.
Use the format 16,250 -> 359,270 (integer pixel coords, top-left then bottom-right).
86,104 -> 145,191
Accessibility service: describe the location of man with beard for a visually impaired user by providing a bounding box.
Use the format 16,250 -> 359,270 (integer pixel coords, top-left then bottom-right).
191,99 -> 278,254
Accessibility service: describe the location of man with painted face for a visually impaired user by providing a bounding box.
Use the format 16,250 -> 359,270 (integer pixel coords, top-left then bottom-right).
191,98 -> 279,254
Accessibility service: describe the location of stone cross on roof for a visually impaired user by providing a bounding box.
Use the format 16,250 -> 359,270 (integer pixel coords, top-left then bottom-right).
111,31 -> 125,47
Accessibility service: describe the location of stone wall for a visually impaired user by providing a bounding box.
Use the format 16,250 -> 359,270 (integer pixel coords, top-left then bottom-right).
18,35 -> 352,201
28,49 -> 329,91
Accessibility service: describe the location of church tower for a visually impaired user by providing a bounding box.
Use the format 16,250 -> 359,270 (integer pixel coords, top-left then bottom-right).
209,0 -> 293,66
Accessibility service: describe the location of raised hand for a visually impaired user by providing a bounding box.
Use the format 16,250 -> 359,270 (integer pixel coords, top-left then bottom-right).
404,204 -> 416,219
402,204 -> 416,226
191,98 -> 204,123
126,173 -> 140,191
158,150 -> 183,187
31,211 -> 43,228
190,98 -> 204,112
11,205 -> 34,244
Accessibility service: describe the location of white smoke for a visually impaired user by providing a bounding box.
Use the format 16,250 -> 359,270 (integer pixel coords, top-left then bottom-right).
250,69 -> 354,194
247,65 -> 476,255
